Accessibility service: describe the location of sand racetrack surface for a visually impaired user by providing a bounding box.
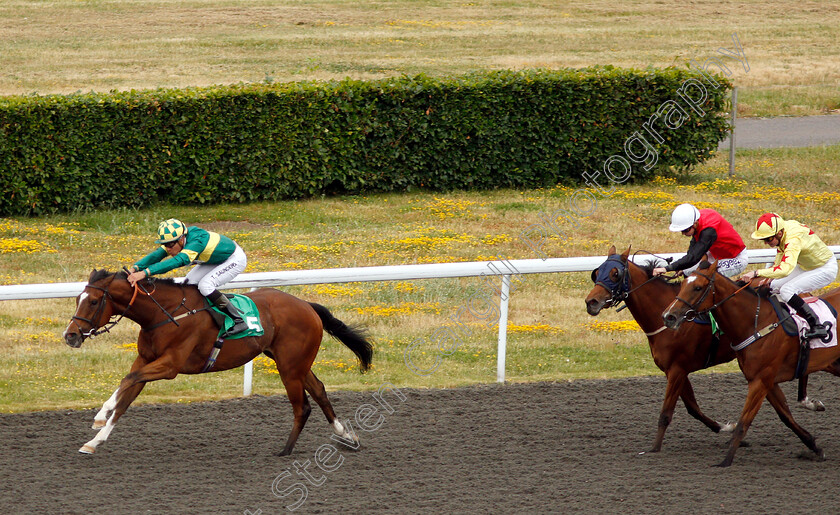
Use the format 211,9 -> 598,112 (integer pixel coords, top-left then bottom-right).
3,372 -> 840,514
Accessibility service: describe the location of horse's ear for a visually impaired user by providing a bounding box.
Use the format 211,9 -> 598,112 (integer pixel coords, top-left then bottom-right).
709,260 -> 720,273
608,244 -> 616,255
620,246 -> 631,262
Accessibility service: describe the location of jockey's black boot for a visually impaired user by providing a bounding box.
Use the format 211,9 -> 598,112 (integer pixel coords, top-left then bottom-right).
788,295 -> 830,342
208,289 -> 249,337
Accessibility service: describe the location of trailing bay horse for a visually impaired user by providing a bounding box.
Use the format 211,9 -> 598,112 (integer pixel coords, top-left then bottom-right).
585,245 -> 737,453
662,260 -> 840,466
62,269 -> 373,456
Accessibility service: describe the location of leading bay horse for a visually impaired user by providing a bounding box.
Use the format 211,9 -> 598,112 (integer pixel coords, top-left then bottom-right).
662,260 -> 840,466
62,269 -> 373,456
585,245 -> 737,453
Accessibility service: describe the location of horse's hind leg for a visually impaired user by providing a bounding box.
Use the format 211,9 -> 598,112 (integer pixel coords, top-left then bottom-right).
766,384 -> 823,460
797,375 -> 825,411
304,371 -> 358,446
277,377 -> 312,457
680,376 -> 736,433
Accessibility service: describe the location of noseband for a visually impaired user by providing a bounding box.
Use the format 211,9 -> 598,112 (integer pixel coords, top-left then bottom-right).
672,270 -> 716,321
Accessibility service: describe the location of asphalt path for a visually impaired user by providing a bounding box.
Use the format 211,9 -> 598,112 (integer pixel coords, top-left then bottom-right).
719,114 -> 840,149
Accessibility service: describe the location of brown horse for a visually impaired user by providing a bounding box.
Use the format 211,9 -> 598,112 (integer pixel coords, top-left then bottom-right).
62,269 -> 373,456
585,246 -> 737,453
662,260 -> 840,466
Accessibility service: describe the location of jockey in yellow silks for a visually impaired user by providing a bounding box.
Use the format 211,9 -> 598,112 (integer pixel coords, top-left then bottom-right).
740,212 -> 837,341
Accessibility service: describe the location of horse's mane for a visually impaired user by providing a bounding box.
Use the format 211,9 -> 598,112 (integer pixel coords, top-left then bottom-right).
633,258 -> 681,293
90,269 -> 126,283
695,260 -> 761,297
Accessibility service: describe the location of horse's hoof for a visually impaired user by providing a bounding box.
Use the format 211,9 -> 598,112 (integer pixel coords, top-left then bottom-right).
79,445 -> 95,454
92,420 -> 106,429
799,397 -> 826,412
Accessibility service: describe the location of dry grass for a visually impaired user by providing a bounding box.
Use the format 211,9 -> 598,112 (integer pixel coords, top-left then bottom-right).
1,0 -> 838,115
1,145 -> 838,411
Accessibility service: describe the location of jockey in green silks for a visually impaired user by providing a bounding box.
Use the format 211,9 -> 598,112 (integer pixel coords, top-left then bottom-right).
126,218 -> 249,338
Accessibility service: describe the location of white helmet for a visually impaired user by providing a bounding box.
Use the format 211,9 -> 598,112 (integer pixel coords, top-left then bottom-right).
668,203 -> 700,232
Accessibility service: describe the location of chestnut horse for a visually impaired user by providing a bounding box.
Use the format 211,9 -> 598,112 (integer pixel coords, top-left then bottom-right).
662,260 -> 840,466
63,269 -> 373,456
585,246 -> 737,453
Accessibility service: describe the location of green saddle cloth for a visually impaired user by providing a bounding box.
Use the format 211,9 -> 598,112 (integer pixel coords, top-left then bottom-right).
209,294 -> 264,339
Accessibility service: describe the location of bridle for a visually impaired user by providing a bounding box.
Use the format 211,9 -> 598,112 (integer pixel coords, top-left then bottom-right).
591,254 -> 668,312
68,271 -> 188,340
69,277 -> 141,339
671,268 -> 752,322
591,257 -> 631,310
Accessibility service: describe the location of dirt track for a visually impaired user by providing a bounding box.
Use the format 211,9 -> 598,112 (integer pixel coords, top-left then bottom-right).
3,372 -> 840,514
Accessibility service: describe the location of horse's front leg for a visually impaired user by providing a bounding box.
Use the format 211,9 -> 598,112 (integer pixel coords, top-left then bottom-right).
92,355 -> 149,429
92,388 -> 118,429
80,354 -> 180,454
718,377 -> 771,467
648,369 -> 687,453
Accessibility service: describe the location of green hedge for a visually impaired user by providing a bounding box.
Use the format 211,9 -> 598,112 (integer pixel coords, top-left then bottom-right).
0,67 -> 730,216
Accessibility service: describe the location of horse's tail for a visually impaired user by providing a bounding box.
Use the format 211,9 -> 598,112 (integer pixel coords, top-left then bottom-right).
309,302 -> 374,372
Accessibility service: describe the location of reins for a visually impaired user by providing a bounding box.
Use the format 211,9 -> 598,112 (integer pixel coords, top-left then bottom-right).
672,269 -> 752,321
71,270 -> 210,339
674,268 -> 793,350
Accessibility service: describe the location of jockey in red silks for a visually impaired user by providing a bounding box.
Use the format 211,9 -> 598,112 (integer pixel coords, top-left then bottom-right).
653,203 -> 748,279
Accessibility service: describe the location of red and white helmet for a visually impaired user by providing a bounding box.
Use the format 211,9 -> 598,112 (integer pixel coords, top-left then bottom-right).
751,212 -> 783,240
668,203 -> 700,232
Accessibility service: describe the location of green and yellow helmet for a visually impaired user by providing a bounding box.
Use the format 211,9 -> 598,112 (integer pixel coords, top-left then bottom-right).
155,218 -> 187,244
751,212 -> 783,240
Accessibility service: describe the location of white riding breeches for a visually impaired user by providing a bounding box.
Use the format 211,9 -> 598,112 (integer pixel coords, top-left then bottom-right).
683,249 -> 749,278
184,244 -> 247,296
713,249 -> 749,278
770,258 -> 838,302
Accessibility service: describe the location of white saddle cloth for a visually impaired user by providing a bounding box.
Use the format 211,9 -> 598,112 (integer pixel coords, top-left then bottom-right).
785,298 -> 838,349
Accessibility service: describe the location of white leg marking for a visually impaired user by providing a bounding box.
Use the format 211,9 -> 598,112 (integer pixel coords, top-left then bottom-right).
720,421 -> 737,433
93,388 -> 119,429
80,412 -> 117,454
800,396 -> 826,412
333,419 -> 359,444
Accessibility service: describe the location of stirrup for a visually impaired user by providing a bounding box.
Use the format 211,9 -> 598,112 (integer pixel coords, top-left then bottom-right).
804,322 -> 831,343
222,319 -> 249,338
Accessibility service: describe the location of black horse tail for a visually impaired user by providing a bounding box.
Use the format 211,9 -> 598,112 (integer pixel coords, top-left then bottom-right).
309,303 -> 374,372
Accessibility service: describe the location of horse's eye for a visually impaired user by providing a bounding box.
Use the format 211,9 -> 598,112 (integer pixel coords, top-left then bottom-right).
693,286 -> 702,291
90,299 -> 98,306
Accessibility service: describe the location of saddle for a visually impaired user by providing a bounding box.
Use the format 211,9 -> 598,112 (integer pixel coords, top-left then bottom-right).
205,294 -> 264,340
769,296 -> 838,379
